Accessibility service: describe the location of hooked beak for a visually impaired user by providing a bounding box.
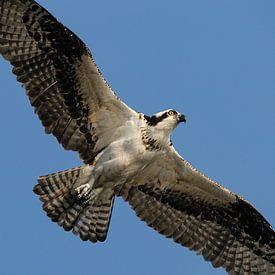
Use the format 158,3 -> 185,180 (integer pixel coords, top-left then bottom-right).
178,114 -> 187,123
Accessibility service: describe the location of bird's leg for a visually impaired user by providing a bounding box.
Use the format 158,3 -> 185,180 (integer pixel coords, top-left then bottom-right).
73,155 -> 126,204
72,164 -> 104,205
75,183 -> 94,204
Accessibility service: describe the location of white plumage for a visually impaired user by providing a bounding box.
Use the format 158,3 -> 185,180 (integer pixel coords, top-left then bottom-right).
0,1 -> 274,274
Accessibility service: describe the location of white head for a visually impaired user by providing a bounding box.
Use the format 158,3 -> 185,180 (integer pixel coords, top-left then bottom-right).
145,109 -> 186,129
144,109 -> 186,145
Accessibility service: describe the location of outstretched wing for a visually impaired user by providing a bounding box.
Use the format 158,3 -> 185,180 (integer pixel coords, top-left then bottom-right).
0,0 -> 137,163
116,148 -> 275,274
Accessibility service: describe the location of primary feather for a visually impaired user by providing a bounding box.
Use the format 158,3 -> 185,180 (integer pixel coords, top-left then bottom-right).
0,1 -> 274,274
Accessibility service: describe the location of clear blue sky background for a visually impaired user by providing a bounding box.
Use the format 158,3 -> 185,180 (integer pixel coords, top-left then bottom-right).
0,1 -> 274,274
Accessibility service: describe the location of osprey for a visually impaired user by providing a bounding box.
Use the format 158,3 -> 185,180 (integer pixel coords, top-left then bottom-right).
0,1 -> 274,274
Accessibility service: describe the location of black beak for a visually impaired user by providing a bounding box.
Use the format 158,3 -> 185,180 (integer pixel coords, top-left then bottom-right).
178,114 -> 187,123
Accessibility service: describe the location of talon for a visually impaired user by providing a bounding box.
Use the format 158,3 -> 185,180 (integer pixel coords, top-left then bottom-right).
75,184 -> 93,204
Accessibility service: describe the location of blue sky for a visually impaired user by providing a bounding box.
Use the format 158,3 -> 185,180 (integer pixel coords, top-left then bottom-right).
0,1 -> 274,274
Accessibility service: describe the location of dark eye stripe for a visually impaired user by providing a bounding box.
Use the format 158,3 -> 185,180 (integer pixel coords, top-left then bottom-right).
145,110 -> 178,126
144,112 -> 168,126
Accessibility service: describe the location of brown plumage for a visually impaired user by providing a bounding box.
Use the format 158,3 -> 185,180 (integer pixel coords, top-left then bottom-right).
1,1 -> 274,274
34,167 -> 114,242
116,182 -> 275,274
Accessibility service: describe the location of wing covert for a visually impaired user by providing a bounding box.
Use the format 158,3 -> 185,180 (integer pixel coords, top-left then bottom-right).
116,149 -> 275,274
0,0 -> 137,163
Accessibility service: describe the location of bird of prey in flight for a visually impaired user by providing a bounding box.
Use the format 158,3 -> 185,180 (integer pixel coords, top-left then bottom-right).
0,1 -> 274,274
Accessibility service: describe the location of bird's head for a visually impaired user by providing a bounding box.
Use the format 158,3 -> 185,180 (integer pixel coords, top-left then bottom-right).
144,109 -> 186,133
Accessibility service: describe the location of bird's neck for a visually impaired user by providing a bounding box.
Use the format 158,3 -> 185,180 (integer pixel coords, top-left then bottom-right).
140,126 -> 172,151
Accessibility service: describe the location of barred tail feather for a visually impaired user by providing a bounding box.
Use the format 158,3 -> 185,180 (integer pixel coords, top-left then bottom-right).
33,166 -> 114,243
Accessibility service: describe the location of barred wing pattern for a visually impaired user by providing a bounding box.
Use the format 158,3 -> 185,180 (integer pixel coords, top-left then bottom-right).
1,1 -> 275,274
116,151 -> 275,274
0,0 -> 136,163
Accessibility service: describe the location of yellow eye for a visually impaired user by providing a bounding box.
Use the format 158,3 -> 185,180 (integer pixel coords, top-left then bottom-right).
168,110 -> 175,116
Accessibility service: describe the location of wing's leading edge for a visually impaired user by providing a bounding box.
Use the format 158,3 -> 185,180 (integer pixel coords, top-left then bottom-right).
0,0 -> 137,163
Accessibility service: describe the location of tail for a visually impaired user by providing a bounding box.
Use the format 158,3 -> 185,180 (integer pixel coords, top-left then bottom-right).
33,166 -> 114,243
